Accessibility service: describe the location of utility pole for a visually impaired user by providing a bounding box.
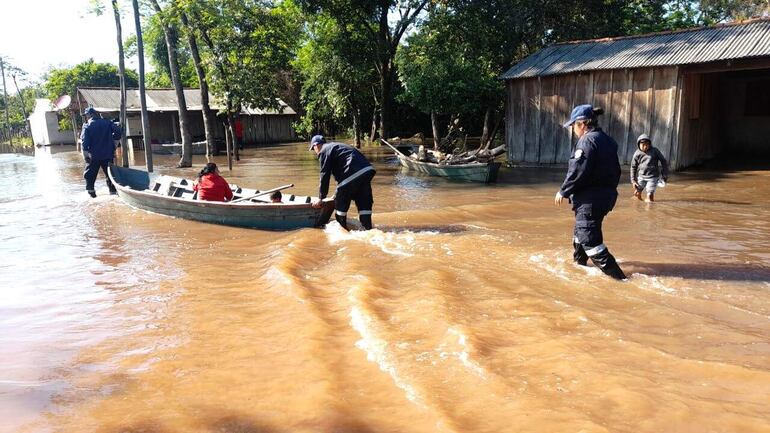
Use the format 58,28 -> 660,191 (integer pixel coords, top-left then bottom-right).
0,56 -> 12,145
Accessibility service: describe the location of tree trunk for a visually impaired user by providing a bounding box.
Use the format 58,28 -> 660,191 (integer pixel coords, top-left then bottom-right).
181,12 -> 216,159
378,60 -> 392,140
352,103 -> 361,148
369,108 -> 379,143
150,0 -> 193,168
132,0 -> 154,172
112,0 -> 129,167
480,106 -> 492,150
430,111 -> 441,150
0,57 -> 11,145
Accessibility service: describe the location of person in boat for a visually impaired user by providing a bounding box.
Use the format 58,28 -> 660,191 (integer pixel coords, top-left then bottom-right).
80,107 -> 121,198
193,163 -> 233,202
555,104 -> 626,280
309,135 -> 376,230
631,134 -> 669,203
270,191 -> 282,203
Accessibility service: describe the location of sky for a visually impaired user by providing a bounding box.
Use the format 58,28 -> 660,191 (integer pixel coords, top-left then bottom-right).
0,0 -> 139,89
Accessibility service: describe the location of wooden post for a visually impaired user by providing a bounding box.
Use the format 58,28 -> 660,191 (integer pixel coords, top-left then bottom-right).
0,57 -> 12,145
133,0 -> 154,172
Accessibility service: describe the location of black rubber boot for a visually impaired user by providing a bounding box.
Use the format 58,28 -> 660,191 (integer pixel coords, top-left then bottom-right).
590,249 -> 627,280
335,213 -> 348,231
360,214 -> 373,230
573,242 -> 588,266
87,190 -> 97,198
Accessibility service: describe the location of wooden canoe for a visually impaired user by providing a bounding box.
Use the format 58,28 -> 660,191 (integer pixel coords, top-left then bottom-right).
394,153 -> 502,183
108,165 -> 334,230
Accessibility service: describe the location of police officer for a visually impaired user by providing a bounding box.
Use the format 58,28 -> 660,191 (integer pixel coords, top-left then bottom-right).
81,107 -> 121,198
555,104 -> 626,280
309,135 -> 376,230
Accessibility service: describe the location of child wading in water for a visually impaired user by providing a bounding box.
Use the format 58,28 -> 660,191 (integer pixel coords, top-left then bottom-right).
631,134 -> 669,202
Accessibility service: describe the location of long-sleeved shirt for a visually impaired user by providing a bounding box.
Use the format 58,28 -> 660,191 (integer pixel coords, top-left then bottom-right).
81,117 -> 121,161
194,173 -> 234,202
317,142 -> 375,199
559,128 -> 621,211
630,147 -> 668,182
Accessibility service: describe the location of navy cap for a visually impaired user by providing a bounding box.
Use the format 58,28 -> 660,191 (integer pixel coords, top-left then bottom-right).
309,134 -> 326,150
83,107 -> 97,116
563,104 -> 594,127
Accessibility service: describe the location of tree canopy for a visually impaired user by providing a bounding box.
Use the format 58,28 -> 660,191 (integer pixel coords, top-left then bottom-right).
44,59 -> 138,101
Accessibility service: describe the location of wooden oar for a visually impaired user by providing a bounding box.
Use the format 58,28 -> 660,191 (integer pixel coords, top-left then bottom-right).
380,139 -> 402,155
231,183 -> 294,203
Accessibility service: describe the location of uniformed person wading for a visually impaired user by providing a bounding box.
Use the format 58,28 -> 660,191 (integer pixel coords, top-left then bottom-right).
309,135 -> 376,230
555,105 -> 626,280
81,107 -> 121,198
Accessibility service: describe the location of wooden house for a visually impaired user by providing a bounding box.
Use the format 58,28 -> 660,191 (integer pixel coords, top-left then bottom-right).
76,87 -> 299,148
502,18 -> 770,169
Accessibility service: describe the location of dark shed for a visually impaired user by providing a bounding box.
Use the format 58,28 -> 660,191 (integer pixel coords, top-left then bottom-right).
502,18 -> 770,169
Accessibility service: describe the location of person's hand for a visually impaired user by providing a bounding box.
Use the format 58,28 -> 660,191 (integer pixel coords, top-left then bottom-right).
83,151 -> 91,164
632,182 -> 639,189
554,192 -> 565,206
311,198 -> 323,208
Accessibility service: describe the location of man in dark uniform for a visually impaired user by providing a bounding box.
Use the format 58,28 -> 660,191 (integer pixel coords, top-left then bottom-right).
81,107 -> 121,198
309,135 -> 376,230
555,104 -> 626,280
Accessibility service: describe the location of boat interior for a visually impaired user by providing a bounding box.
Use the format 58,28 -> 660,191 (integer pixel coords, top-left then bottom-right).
150,176 -> 314,204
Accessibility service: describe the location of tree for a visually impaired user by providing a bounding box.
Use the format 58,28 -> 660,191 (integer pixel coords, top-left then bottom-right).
295,0 -> 430,140
44,59 -> 138,101
149,0 -> 194,168
133,0 -> 154,172
294,14 -> 378,147
180,0 -> 302,168
179,9 -> 217,158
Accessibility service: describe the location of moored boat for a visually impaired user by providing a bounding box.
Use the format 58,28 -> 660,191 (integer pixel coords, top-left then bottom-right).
394,155 -> 502,183
108,165 -> 334,230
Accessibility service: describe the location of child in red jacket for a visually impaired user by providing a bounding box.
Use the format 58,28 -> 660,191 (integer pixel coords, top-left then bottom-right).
193,163 -> 233,202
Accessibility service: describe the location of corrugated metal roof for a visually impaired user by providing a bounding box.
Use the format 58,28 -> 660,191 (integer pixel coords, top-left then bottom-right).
502,18 -> 770,79
77,88 -> 297,115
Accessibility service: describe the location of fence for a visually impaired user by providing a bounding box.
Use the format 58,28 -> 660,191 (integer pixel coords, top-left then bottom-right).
0,125 -> 32,146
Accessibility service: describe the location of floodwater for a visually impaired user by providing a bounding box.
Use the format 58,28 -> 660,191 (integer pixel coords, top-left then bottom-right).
1,143 -> 769,433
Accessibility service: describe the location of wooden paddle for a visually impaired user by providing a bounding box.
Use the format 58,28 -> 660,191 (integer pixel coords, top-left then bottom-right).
231,183 -> 294,203
380,139 -> 402,154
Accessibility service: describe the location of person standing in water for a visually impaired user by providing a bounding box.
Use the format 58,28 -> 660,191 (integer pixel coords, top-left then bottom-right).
555,104 -> 626,280
631,134 -> 669,202
80,107 -> 121,198
309,135 -> 376,230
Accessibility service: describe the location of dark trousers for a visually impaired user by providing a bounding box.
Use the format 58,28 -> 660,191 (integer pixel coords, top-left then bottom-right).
84,159 -> 116,193
572,204 -> 625,279
334,171 -> 375,230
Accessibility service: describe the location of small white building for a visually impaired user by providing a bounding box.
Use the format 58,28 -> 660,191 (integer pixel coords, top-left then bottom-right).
29,99 -> 75,146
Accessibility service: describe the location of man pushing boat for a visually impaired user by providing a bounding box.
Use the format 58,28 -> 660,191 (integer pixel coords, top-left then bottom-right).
309,135 -> 376,230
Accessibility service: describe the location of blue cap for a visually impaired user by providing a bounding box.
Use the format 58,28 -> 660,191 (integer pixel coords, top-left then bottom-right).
563,104 -> 594,127
83,107 -> 97,116
309,134 -> 326,150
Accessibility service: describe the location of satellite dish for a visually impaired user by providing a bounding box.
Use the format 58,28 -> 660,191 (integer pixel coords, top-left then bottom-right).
53,95 -> 71,111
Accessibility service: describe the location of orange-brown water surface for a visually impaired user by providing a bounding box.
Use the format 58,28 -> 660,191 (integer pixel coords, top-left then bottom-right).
1,143 -> 769,433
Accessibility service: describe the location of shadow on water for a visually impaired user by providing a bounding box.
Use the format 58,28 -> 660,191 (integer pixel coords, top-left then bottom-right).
376,224 -> 467,234
625,262 -> 770,282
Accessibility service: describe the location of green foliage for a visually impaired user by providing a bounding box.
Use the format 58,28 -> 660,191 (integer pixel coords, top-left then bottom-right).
44,59 -> 138,101
178,0 -> 302,112
293,13 -> 378,135
396,9 -> 499,117
142,13 -> 199,88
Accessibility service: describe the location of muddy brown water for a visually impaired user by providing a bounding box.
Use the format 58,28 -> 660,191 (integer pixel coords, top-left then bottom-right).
1,144 -> 769,433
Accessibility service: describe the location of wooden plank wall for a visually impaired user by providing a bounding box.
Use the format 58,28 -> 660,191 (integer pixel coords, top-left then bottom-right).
506,66 -> 680,167
242,115 -> 299,144
676,73 -> 721,168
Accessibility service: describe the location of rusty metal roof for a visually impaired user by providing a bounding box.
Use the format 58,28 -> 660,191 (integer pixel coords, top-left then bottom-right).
77,87 -> 297,115
502,18 -> 770,79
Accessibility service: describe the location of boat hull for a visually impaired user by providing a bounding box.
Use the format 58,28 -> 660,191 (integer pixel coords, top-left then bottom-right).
108,165 -> 334,230
396,156 -> 501,183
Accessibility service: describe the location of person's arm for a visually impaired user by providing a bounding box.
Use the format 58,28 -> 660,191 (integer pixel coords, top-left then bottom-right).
558,142 -> 592,200
318,152 -> 332,199
223,180 -> 234,201
631,152 -> 640,186
657,148 -> 669,180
